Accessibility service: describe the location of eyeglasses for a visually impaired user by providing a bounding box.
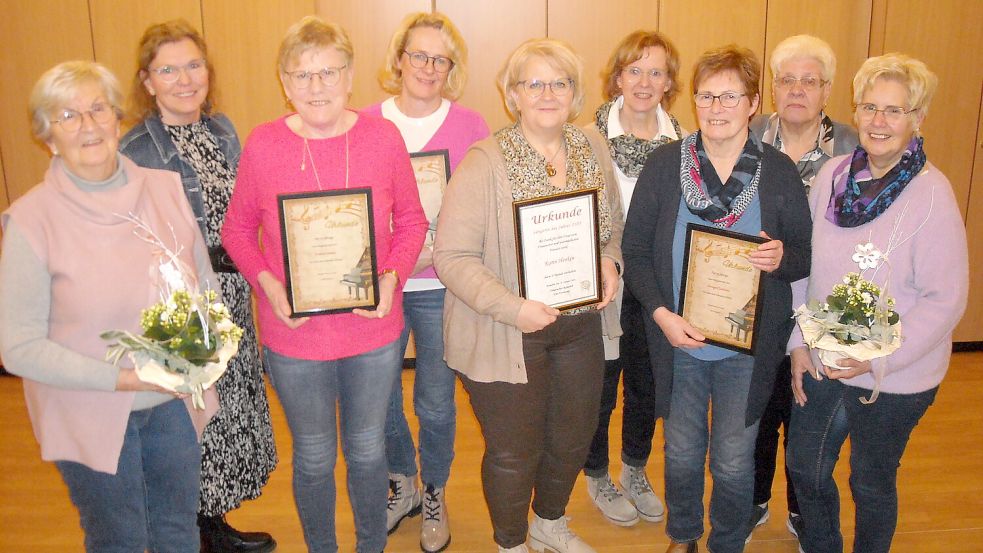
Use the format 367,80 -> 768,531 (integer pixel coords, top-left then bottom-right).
402,50 -> 453,73
774,75 -> 827,90
516,78 -> 574,98
51,103 -> 116,133
694,92 -> 746,108
148,59 -> 207,83
621,66 -> 666,84
284,65 -> 348,89
855,103 -> 917,123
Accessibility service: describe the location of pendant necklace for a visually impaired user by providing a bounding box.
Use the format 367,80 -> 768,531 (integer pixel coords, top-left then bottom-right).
301,130 -> 351,190
544,142 -> 565,177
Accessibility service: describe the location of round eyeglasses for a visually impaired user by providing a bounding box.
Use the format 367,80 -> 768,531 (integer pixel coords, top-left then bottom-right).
52,103 -> 116,133
694,92 -> 746,108
516,79 -> 574,98
402,50 -> 453,73
148,59 -> 207,84
855,103 -> 917,123
775,75 -> 826,91
284,65 -> 348,89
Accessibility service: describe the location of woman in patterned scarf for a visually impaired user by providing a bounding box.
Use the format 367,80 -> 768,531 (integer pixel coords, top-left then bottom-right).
622,45 -> 812,553
582,29 -> 684,529
434,38 -> 623,553
745,34 -> 858,546
119,20 -> 277,553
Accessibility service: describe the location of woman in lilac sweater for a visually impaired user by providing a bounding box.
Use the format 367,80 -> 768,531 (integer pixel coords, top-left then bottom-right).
362,12 -> 489,551
221,16 -> 427,553
786,54 -> 968,553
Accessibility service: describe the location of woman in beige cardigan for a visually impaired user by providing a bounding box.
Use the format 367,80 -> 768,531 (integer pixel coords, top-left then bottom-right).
433,38 -> 623,553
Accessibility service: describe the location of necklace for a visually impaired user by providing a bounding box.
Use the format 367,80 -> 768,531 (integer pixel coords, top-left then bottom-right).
301,131 -> 350,190
544,142 -> 564,177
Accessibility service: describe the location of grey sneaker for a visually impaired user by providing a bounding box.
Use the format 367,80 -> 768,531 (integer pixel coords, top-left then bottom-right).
745,503 -> 769,543
585,474 -> 639,527
386,473 -> 422,534
619,464 -> 665,522
420,485 -> 450,553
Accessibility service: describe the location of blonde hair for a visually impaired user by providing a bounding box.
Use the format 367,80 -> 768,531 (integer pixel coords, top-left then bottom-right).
692,44 -> 761,101
129,19 -> 215,122
769,34 -> 836,83
602,30 -> 681,107
30,61 -> 123,141
379,12 -> 468,100
277,15 -> 354,74
852,53 -> 937,117
499,38 -> 585,120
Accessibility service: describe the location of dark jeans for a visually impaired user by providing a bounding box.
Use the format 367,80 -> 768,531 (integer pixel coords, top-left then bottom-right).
752,355 -> 799,513
461,312 -> 604,548
584,288 -> 656,475
787,375 -> 937,553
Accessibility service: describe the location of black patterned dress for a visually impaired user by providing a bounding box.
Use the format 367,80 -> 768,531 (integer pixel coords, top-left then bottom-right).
165,121 -> 278,515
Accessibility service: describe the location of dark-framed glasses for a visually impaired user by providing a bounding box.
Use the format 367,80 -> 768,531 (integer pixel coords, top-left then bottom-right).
516,78 -> 574,98
775,75 -> 826,90
285,65 -> 348,89
694,91 -> 746,108
621,66 -> 666,84
402,50 -> 453,73
855,103 -> 917,123
149,58 -> 207,83
52,103 -> 116,133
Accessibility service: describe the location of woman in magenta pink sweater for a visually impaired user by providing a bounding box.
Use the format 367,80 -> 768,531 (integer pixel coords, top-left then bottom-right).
221,17 -> 427,553
786,54 -> 968,553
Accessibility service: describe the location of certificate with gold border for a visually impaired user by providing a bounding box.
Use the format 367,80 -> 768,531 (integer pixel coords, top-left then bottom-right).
278,188 -> 378,317
409,150 -> 451,254
678,223 -> 767,354
513,189 -> 601,311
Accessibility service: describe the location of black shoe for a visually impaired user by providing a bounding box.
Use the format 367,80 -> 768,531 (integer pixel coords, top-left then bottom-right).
787,512 -> 805,539
199,514 -> 277,553
745,503 -> 769,543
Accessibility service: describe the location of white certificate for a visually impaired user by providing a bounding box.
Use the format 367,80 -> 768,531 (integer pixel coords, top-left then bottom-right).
513,189 -> 601,311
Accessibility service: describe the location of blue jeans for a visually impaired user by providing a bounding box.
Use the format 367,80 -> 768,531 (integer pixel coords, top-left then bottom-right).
264,341 -> 402,553
385,288 -> 456,487
56,398 -> 201,553
664,350 -> 759,553
787,375 -> 937,553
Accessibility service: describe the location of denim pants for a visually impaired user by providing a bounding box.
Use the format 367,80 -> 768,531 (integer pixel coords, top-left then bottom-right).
264,340 -> 402,553
385,288 -> 456,487
461,312 -> 604,548
787,374 -> 937,553
664,350 -> 759,553
584,287 -> 656,475
752,355 -> 799,513
55,398 -> 201,553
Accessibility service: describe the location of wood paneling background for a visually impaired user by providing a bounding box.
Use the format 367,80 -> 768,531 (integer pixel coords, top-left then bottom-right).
0,0 -> 980,341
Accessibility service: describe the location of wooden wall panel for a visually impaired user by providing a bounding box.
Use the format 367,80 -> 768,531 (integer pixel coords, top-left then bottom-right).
881,0 -> 983,220
437,0 -> 548,131
762,0 -> 872,125
201,0 -> 314,139
658,0 -> 767,132
954,94 -> 983,342
315,0 -> 431,110
548,0 -> 660,126
0,0 -> 93,203
0,144 -> 7,242
89,0 -> 203,108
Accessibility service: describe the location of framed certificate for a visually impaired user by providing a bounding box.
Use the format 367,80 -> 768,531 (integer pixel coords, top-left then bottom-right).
409,150 -> 451,253
678,223 -> 767,354
278,188 -> 378,317
513,189 -> 601,311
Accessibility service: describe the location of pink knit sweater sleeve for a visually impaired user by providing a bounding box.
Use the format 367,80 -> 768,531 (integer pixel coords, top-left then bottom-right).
381,127 -> 429,285
221,132 -> 268,290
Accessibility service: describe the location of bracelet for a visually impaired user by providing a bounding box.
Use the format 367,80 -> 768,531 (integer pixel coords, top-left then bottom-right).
381,268 -> 399,283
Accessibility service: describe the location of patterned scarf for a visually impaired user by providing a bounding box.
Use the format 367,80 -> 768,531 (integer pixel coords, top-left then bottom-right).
679,131 -> 762,228
825,136 -> 926,228
594,99 -> 682,178
762,112 -> 836,190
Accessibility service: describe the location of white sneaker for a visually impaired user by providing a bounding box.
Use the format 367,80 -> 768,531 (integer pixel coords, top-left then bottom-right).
585,474 -> 639,526
619,464 -> 665,522
529,514 -> 596,553
499,544 -> 529,553
386,473 -> 422,534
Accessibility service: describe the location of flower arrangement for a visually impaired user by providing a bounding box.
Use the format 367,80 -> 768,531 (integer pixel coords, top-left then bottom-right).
102,213 -> 240,409
794,244 -> 902,370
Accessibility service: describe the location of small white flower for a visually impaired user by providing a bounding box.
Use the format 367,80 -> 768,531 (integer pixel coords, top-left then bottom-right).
861,292 -> 873,303
852,242 -> 882,270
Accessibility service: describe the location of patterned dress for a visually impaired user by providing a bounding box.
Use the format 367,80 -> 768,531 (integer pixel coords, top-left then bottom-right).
165,121 -> 277,515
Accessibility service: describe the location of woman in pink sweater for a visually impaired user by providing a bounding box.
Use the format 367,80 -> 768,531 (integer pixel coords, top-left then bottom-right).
786,54 -> 968,553
221,16 -> 427,553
